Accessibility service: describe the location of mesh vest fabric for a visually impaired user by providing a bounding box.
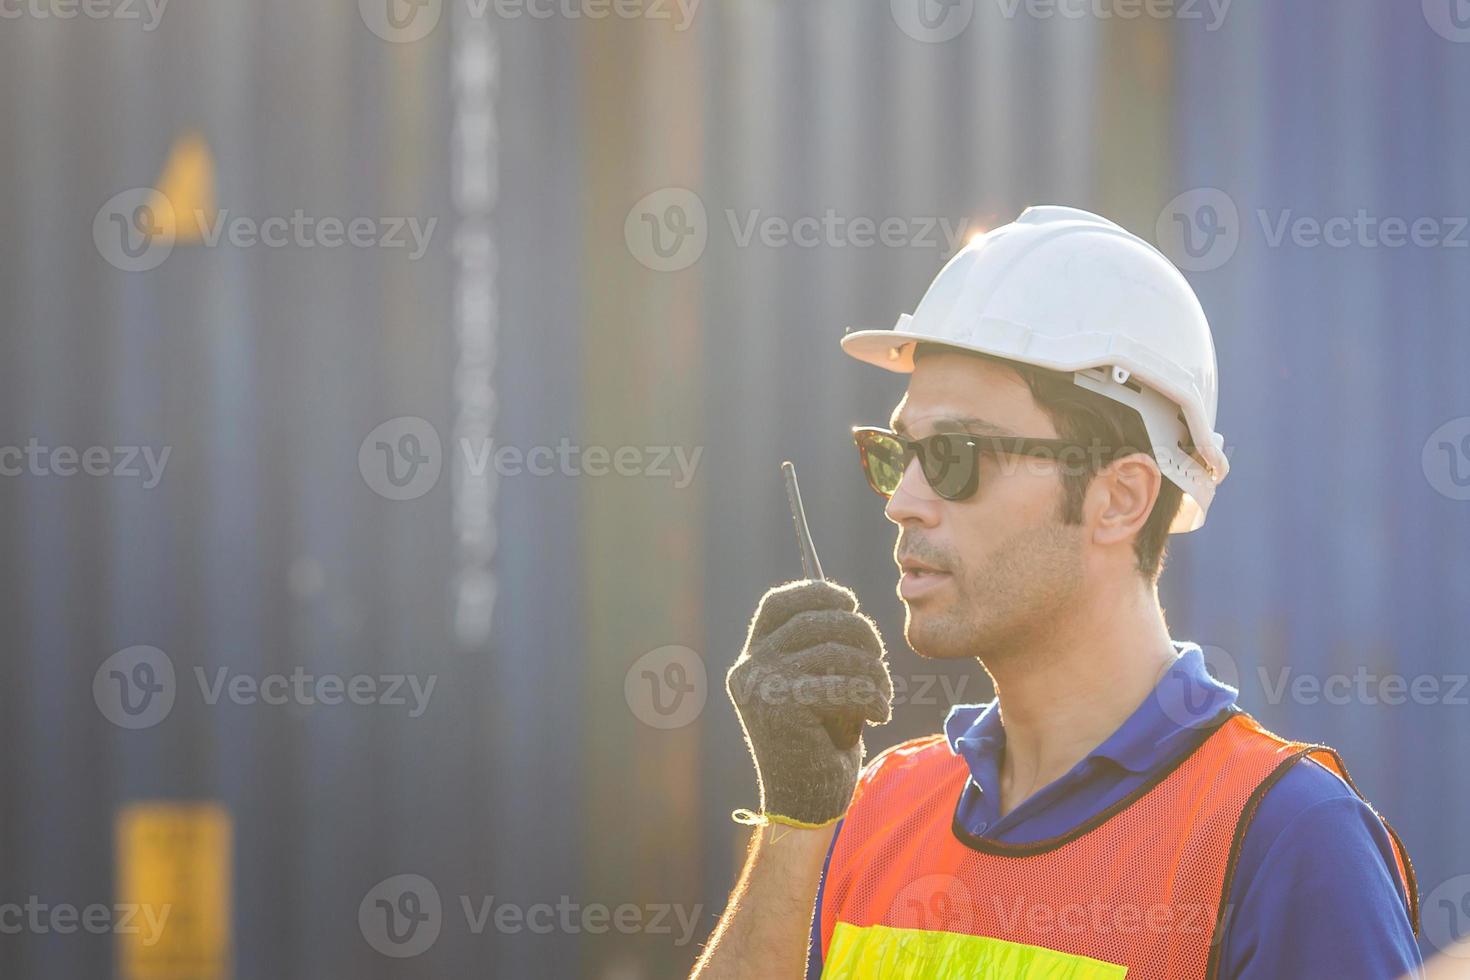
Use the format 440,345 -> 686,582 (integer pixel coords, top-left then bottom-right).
818,712 -> 1417,980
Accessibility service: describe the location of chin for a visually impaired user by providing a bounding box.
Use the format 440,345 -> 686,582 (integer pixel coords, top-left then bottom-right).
902,604 -> 979,661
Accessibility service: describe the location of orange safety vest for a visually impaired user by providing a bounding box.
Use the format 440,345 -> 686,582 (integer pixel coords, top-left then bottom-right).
818,711 -> 1417,980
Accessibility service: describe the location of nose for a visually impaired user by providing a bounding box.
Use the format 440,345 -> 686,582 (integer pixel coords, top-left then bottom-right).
884,455 -> 943,527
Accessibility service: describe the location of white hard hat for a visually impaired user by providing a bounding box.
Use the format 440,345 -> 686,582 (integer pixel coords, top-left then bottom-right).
841,205 -> 1228,533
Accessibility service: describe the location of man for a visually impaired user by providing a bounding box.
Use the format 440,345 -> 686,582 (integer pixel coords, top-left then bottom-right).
690,207 -> 1420,979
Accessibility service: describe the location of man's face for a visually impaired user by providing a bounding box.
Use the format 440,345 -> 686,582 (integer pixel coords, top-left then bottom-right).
886,350 -> 1086,662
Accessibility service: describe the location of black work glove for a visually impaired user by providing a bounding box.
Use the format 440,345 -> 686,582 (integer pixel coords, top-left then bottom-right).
726,580 -> 893,827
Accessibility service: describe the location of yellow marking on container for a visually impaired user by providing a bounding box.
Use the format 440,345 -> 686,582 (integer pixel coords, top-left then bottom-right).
151,132 -> 217,244
116,801 -> 232,980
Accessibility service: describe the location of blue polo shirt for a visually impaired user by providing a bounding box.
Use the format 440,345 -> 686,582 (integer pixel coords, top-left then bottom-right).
806,643 -> 1421,979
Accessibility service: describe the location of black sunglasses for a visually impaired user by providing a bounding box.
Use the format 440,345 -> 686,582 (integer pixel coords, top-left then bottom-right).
852,425 -> 1099,501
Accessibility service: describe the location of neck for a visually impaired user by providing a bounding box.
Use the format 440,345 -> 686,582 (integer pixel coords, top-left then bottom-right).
987,575 -> 1178,818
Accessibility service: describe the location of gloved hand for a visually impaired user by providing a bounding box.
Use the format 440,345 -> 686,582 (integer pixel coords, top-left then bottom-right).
726,579 -> 893,828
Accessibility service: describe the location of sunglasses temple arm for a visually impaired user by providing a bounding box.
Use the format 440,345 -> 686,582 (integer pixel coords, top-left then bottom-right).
781,461 -> 826,582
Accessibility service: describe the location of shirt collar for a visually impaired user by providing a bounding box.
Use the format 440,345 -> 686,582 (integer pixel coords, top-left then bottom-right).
943,642 -> 1239,776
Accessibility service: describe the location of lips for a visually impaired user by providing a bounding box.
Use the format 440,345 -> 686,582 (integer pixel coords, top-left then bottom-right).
898,554 -> 947,575
898,555 -> 951,600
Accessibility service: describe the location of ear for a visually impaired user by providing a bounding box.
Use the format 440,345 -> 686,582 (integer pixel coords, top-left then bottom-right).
1088,454 -> 1161,548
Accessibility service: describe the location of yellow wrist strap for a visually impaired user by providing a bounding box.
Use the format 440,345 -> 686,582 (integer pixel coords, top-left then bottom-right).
731,808 -> 841,830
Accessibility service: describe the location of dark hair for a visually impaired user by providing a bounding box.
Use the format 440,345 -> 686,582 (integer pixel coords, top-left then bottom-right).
914,343 -> 1183,581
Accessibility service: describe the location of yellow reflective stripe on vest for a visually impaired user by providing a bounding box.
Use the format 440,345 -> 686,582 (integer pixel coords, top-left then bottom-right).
822,922 -> 1128,980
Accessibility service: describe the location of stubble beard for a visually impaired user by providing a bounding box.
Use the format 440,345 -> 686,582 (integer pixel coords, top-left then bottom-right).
904,519 -> 1087,664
